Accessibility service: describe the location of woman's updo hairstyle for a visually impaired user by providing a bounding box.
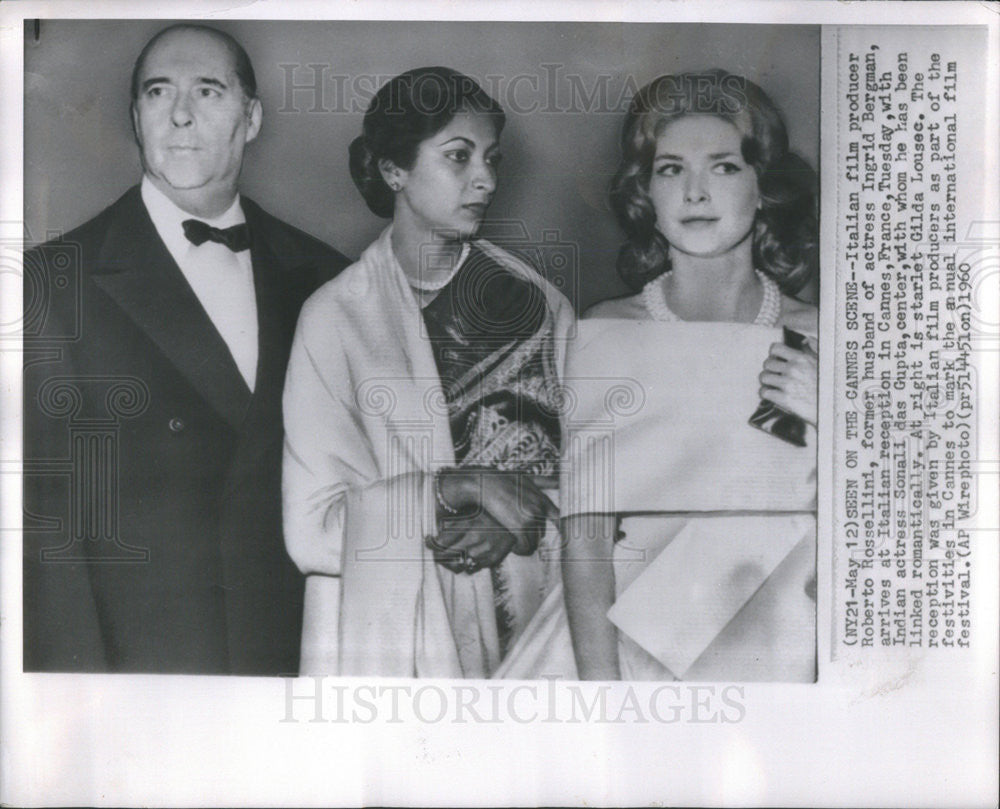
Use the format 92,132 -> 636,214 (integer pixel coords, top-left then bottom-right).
609,69 -> 818,294
349,66 -> 506,218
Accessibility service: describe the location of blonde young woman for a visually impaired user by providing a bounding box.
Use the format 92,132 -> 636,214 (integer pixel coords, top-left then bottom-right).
562,71 -> 819,681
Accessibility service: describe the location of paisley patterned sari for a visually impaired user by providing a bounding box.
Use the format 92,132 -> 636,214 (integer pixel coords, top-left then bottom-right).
422,245 -> 563,654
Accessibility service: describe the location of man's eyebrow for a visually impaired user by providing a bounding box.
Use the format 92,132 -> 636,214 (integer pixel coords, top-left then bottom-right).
140,76 -> 228,91
140,77 -> 173,91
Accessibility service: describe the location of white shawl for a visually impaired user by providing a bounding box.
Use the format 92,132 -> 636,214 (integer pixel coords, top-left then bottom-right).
282,226 -> 574,677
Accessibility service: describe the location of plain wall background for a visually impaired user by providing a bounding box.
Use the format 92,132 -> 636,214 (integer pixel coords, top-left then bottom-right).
24,20 -> 819,310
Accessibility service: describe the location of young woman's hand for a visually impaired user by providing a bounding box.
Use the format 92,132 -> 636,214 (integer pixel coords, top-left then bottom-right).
758,338 -> 818,426
429,468 -> 557,573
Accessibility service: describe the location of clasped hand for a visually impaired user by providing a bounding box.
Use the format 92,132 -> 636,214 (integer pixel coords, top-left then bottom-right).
426,468 -> 558,574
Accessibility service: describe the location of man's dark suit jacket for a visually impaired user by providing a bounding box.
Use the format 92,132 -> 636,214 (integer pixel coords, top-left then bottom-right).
23,185 -> 349,675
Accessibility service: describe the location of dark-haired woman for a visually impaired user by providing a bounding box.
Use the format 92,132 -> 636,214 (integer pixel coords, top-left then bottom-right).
282,68 -> 574,677
562,70 -> 818,681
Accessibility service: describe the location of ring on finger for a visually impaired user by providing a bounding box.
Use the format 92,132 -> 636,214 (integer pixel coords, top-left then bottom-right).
463,554 -> 478,574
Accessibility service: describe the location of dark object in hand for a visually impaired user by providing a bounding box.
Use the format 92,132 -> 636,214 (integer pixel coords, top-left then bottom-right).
749,326 -> 813,447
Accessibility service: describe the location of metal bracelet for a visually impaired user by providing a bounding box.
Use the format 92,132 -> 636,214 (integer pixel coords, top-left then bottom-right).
434,470 -> 461,516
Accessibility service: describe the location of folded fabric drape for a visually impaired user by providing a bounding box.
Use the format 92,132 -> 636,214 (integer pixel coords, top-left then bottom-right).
557,319 -> 817,681
282,226 -> 575,677
561,320 -> 817,518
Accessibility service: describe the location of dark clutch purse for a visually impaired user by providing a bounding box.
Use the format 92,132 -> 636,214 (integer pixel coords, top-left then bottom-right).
748,326 -> 814,448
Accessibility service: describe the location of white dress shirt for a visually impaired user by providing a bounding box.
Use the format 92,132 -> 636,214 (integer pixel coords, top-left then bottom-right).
141,177 -> 258,392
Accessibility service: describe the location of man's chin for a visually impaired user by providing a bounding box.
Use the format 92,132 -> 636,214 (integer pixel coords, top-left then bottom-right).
146,174 -> 236,216
158,175 -> 211,192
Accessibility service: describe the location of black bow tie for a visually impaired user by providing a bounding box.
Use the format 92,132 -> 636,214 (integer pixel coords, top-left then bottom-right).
182,219 -> 250,252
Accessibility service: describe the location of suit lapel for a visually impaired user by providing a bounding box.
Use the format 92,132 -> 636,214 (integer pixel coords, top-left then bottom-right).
246,211 -> 303,404
91,188 -> 251,432
217,202 -> 317,497
218,203 -> 315,669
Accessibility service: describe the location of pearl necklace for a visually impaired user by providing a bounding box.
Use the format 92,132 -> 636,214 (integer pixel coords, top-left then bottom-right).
641,269 -> 781,327
407,242 -> 470,293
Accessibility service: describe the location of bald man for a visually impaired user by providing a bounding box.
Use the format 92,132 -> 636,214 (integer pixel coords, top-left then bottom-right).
23,24 -> 349,674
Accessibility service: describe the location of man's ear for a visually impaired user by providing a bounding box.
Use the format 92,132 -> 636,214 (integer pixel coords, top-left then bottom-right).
129,102 -> 140,145
244,97 -> 263,144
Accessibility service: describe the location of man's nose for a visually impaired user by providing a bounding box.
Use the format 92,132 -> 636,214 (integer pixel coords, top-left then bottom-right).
170,92 -> 194,127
